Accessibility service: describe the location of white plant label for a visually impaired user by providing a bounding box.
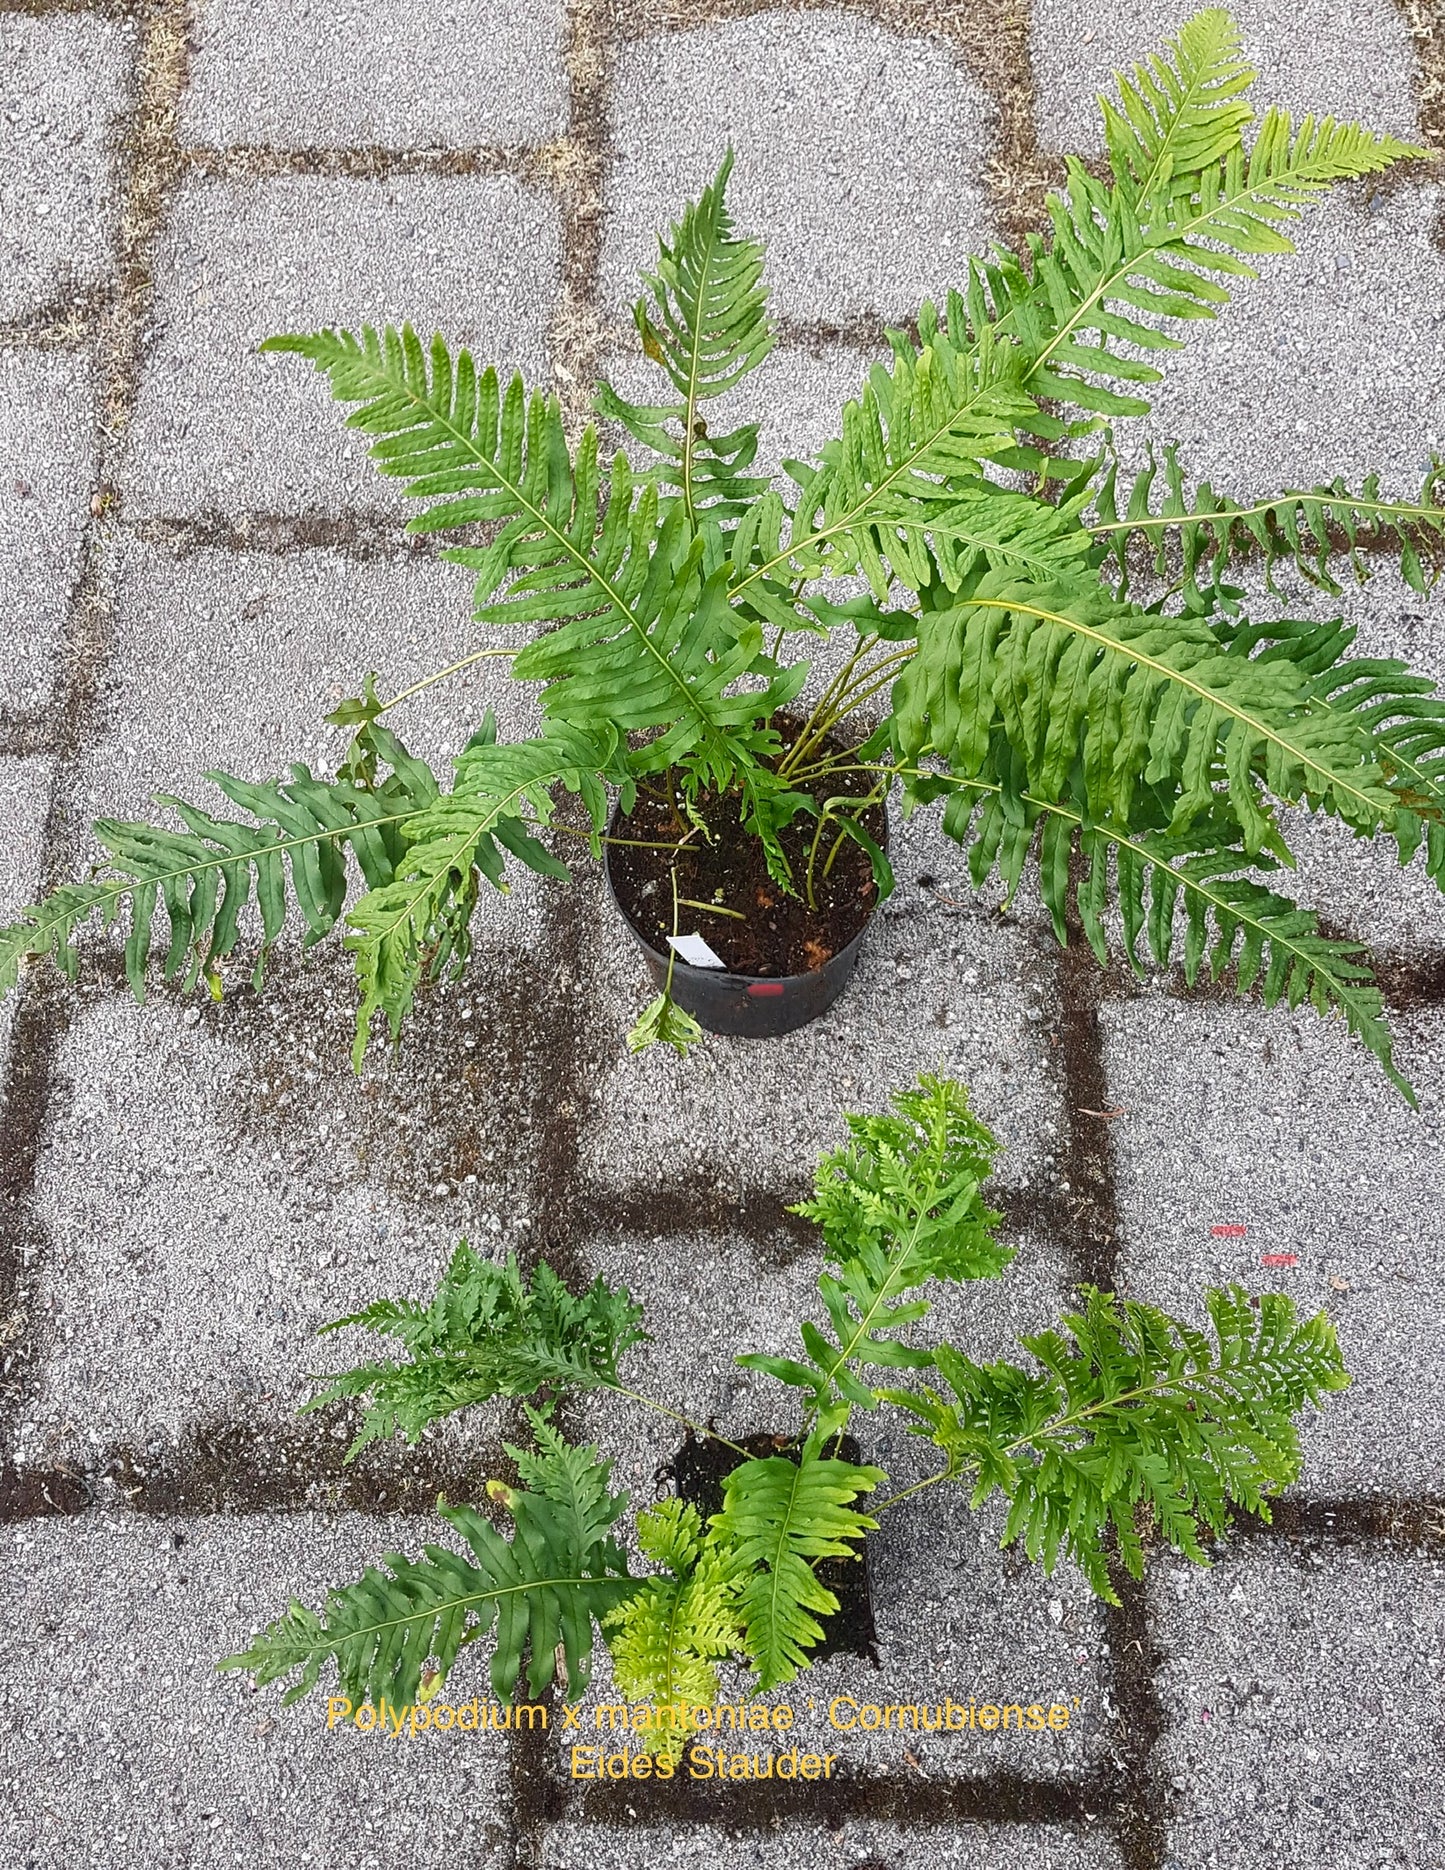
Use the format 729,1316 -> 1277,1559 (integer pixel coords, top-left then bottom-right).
667,932 -> 727,970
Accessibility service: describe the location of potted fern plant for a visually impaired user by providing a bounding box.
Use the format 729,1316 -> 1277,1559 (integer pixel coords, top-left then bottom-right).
3,9 -> 1443,1081
221,1075 -> 1349,1743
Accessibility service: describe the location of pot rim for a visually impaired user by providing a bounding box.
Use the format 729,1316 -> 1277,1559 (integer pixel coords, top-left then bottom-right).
601,795 -> 890,987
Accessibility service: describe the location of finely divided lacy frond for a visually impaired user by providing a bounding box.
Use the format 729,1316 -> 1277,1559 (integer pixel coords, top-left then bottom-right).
882,1285 -> 1348,1600
739,1077 -> 1013,1408
305,1244 -> 648,1457
602,1501 -> 744,1758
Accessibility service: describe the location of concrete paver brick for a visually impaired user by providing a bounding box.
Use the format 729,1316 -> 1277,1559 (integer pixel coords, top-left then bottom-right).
542,1828 -> 1123,1870
1103,994 -> 1445,1496
0,1512 -> 510,1863
71,538 -> 542,830
1154,1547 -> 1445,1870
1032,0 -> 1420,154
126,174 -> 560,516
19,984 -> 540,1468
182,0 -> 570,149
1111,185 -> 1445,500
0,353 -> 97,717
604,12 -> 998,324
0,15 -> 133,323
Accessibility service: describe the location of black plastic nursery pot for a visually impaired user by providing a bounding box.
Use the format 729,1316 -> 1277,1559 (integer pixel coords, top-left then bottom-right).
603,798 -> 889,1040
667,1431 -> 880,1665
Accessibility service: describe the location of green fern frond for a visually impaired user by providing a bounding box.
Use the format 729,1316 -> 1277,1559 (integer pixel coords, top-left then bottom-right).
896,569 -> 1396,853
712,1449 -> 883,1691
923,764 -> 1411,1099
1211,613 -> 1445,888
1090,440 -> 1445,601
342,719 -> 618,1065
736,321 -> 1038,605
626,987 -> 706,1059
307,1245 -> 648,1458
1099,7 -> 1256,195
219,1425 -> 633,1706
0,724 -> 440,1004
265,326 -> 800,795
884,1285 -> 1348,1600
740,1075 -> 1012,1410
596,147 -> 775,526
603,1500 -> 743,1757
971,60 -> 1424,455
796,1072 -> 1005,1268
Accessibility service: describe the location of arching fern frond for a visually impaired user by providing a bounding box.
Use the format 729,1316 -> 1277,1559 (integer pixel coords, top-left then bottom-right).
1211,613 -> 1445,887
1099,5 -> 1255,195
343,719 -> 619,1065
603,1500 -> 743,1757
711,1447 -> 883,1692
894,570 -> 1397,854
265,327 -> 799,792
743,18 -> 1422,603
220,1416 -> 633,1706
971,62 -> 1424,458
736,321 -> 1038,603
920,765 -> 1411,1099
883,1286 -> 1348,1601
0,724 -> 441,1004
595,147 -> 775,526
1089,440 -> 1445,601
306,1244 -> 649,1459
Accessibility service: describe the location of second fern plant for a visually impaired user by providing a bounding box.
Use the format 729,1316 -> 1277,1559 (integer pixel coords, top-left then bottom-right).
223,1075 -> 1349,1742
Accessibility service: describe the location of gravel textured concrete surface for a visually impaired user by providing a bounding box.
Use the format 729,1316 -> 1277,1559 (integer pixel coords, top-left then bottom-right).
604,11 -> 998,321
1032,0 -> 1421,151
0,15 -> 133,324
75,538 -> 544,821
0,354 -> 98,716
541,1827 -> 1125,1868
1153,1548 -> 1445,1869
126,173 -> 560,515
1118,186 -> 1445,500
1,4 -> 1443,1869
181,0 -> 570,148
1103,995 -> 1445,1496
1,1513 -> 511,1868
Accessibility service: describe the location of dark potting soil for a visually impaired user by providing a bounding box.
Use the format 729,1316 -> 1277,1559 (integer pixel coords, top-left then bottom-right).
606,722 -> 888,978
664,1430 -> 881,1668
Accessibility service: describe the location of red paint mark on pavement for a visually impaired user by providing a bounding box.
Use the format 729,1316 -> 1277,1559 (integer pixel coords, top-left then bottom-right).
1211,1224 -> 1248,1237
1260,1253 -> 1299,1268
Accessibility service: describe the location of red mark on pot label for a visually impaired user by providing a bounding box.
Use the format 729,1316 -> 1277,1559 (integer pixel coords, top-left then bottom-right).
746,982 -> 786,997
1260,1253 -> 1298,1268
1211,1224 -> 1248,1237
